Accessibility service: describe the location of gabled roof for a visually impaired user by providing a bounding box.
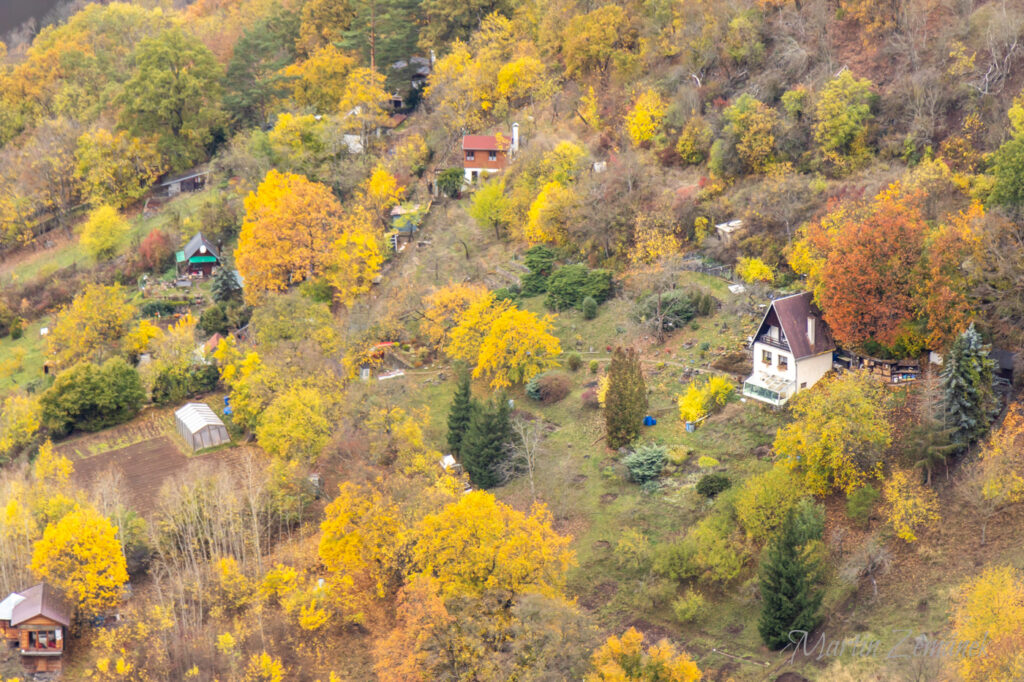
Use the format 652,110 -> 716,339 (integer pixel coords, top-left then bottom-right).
10,583 -> 71,627
158,166 -> 209,186
755,292 -> 835,360
0,592 -> 25,621
182,232 -> 219,261
462,134 -> 510,151
174,402 -> 226,435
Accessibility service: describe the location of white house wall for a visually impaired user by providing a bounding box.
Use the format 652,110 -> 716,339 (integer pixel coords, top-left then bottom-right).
751,342 -> 797,384
795,352 -> 833,391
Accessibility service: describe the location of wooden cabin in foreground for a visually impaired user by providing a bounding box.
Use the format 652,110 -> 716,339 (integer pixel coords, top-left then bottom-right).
1,583 -> 71,674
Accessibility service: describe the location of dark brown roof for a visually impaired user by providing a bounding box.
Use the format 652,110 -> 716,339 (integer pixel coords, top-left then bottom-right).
10,583 -> 71,627
759,292 -> 835,360
462,134 -> 510,151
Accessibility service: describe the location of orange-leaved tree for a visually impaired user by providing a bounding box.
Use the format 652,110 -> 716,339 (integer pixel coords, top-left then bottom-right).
792,184 -> 927,348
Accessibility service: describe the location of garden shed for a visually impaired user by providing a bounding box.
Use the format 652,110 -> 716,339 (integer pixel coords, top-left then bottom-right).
174,403 -> 230,452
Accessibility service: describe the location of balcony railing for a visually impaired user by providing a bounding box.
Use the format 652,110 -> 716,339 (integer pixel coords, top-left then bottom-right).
755,334 -> 791,352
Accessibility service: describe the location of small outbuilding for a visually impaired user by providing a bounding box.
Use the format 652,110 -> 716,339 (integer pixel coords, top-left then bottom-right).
174,402 -> 231,452
176,232 -> 220,277
1,583 -> 71,674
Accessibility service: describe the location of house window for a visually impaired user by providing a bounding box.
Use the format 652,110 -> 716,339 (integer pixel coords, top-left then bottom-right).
800,382 -> 807,389
777,355 -> 788,371
466,151 -> 475,161
761,349 -> 772,364
489,150 -> 497,161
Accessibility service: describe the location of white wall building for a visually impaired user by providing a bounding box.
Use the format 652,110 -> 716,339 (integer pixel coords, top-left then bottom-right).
743,292 -> 835,406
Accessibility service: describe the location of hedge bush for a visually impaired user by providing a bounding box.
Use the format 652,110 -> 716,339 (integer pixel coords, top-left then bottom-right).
623,443 -> 668,483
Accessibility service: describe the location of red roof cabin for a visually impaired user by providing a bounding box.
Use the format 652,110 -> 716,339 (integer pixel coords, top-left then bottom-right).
462,123 -> 519,183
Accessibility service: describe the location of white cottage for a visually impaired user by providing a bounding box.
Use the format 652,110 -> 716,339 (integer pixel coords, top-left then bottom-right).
743,292 -> 835,406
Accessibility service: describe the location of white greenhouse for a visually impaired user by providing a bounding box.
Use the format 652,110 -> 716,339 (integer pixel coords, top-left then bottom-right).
174,403 -> 230,452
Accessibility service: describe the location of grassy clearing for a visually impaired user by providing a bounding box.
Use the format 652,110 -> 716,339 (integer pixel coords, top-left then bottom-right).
0,316 -> 52,393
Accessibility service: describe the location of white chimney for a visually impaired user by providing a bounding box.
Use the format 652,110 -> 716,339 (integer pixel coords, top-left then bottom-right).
807,317 -> 816,344
511,122 -> 519,155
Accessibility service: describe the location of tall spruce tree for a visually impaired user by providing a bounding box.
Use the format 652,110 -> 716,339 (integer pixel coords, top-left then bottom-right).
446,371 -> 474,456
460,395 -> 512,488
758,503 -> 824,649
212,264 -> 243,303
941,323 -> 999,448
604,347 -> 648,450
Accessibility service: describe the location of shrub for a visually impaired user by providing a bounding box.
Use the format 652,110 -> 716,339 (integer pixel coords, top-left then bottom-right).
735,467 -> 807,543
847,483 -> 880,524
736,257 -> 776,284
582,296 -> 598,319
198,304 -> 229,336
530,371 -> 571,403
139,229 -> 175,272
436,168 -> 463,197
672,589 -> 708,623
40,358 -> 145,435
581,388 -> 600,409
545,264 -> 613,310
151,364 -> 220,406
846,485 -> 880,528
589,359 -> 599,373
493,285 -> 521,302
9,318 -> 23,340
566,352 -> 582,371
668,448 -> 690,465
696,473 -> 731,498
697,456 -> 719,468
140,300 -> 184,317
623,443 -> 668,483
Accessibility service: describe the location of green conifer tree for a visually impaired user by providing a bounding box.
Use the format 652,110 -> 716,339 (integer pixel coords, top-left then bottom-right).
758,505 -> 824,649
942,323 -> 999,448
212,264 -> 243,303
446,371 -> 474,456
604,347 -> 648,450
460,395 -> 512,488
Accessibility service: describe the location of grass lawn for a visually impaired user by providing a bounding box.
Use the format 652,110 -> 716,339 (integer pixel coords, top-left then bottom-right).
0,315 -> 51,393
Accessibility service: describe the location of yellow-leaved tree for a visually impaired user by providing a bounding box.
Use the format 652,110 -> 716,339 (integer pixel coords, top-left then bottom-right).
338,67 -> 390,148
421,282 -> 492,349
774,371 -> 890,495
524,181 -> 577,245
74,128 -> 163,208
881,468 -> 939,542
324,206 -> 384,307
586,627 -> 702,681
473,307 -> 563,389
214,338 -> 278,432
235,170 -> 345,304
735,257 -> 775,284
78,205 -> 131,260
630,212 -> 681,265
31,505 -> 128,617
951,565 -> 1024,681
446,295 -> 512,363
256,383 -> 332,463
410,490 -> 575,598
319,483 -> 406,620
0,393 -> 41,461
282,44 -> 356,113
359,164 -> 405,230
626,89 -> 668,146
47,284 -> 135,370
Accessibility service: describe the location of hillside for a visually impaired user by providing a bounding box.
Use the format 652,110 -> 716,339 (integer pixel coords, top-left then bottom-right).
2,0 -> 1024,680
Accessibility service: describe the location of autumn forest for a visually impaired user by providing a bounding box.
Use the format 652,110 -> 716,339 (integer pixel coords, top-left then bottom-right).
4,0 -> 1024,680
